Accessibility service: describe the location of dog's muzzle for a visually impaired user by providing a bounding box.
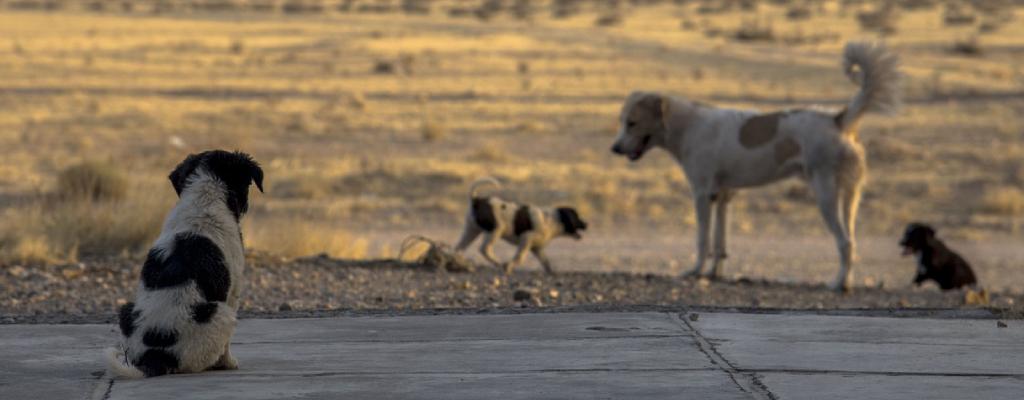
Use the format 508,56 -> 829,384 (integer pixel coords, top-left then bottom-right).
610,136 -> 650,161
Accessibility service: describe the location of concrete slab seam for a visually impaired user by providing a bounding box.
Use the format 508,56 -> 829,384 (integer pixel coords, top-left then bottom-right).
672,313 -> 777,400
88,374 -> 114,400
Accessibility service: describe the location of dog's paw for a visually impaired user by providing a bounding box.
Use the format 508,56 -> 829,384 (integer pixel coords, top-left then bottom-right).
826,280 -> 851,293
680,267 -> 702,279
210,356 -> 239,371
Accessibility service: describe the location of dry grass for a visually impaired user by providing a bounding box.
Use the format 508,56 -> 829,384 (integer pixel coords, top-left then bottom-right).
0,186 -> 169,265
979,187 -> 1024,216
244,218 -> 369,260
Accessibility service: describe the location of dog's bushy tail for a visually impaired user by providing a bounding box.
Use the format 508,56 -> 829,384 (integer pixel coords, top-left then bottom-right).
836,41 -> 901,132
105,347 -> 145,379
468,177 -> 501,200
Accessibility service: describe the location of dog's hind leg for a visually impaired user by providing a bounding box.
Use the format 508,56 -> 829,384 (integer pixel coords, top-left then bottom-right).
478,232 -> 502,268
839,148 -> 865,262
210,342 -> 238,371
810,173 -> 853,292
707,190 -> 734,279
840,181 -> 863,262
682,194 -> 713,278
454,225 -> 482,252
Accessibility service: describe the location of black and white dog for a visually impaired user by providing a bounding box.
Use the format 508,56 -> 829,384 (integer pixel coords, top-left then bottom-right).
107,150 -> 263,378
899,223 -> 977,290
454,178 -> 587,274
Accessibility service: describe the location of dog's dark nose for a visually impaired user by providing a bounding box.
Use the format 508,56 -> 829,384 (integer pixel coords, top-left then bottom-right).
611,144 -> 623,154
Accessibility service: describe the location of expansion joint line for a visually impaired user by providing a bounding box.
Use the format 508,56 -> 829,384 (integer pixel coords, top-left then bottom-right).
671,312 -> 777,400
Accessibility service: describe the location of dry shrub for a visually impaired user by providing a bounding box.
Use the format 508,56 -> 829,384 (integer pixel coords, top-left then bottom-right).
978,187 -> 1024,216
56,161 -> 127,202
552,0 -> 582,18
857,5 -> 899,35
943,5 -> 976,26
951,36 -> 982,56
469,143 -> 510,163
733,18 -> 774,42
400,0 -> 430,14
786,4 -> 812,20
0,189 -> 168,265
421,119 -> 449,142
245,219 -> 368,259
511,0 -> 538,20
595,13 -> 624,27
281,0 -> 324,14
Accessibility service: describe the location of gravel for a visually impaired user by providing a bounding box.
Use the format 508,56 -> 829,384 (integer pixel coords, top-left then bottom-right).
1,254 -> 1021,324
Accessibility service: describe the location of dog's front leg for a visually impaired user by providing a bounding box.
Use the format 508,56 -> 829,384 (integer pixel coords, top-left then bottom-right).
531,247 -> 554,274
503,236 -> 533,275
682,194 -> 712,277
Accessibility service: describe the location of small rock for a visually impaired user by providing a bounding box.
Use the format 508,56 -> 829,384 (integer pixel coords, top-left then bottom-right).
278,302 -> 292,312
997,320 -> 1008,328
8,266 -> 27,278
513,289 -> 532,301
688,313 -> 700,322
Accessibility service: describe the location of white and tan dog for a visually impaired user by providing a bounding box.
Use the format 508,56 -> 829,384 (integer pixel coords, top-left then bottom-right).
454,178 -> 588,274
106,150 -> 263,378
610,42 -> 900,291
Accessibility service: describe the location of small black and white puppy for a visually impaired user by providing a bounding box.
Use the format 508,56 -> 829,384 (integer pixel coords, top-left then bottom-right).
899,223 -> 977,290
454,178 -> 587,274
107,150 -> 263,378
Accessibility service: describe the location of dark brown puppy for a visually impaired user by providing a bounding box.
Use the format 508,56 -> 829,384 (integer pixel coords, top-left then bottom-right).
899,223 -> 976,290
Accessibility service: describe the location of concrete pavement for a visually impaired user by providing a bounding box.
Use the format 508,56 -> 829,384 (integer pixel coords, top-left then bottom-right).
1,311 -> 1021,399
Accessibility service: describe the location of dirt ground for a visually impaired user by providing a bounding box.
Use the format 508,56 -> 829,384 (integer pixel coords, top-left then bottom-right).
1,251 -> 1020,324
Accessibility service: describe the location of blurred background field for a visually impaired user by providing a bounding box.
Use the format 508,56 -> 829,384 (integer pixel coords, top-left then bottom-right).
0,0 -> 1022,294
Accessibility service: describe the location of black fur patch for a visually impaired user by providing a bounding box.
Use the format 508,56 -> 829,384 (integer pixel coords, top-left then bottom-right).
472,197 -> 497,232
514,206 -> 533,236
118,302 -> 139,338
136,349 -> 179,378
141,233 -> 231,302
168,150 -> 264,220
556,207 -> 588,236
142,328 -> 178,348
191,302 -> 218,324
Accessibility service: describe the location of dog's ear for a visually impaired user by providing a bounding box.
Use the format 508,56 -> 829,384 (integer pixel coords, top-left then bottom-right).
638,93 -> 663,121
202,150 -> 264,219
921,225 -> 936,238
168,153 -> 203,196
247,157 -> 264,193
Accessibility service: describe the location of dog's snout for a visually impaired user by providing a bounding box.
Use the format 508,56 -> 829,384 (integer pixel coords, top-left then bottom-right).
611,143 -> 623,154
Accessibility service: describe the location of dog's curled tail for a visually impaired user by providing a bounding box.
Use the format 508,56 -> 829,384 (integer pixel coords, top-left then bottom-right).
836,41 -> 901,132
468,177 -> 501,200
105,347 -> 145,379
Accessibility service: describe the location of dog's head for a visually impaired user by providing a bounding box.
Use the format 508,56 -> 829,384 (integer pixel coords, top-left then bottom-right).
169,150 -> 264,219
556,207 -> 588,240
611,91 -> 668,162
899,222 -> 935,257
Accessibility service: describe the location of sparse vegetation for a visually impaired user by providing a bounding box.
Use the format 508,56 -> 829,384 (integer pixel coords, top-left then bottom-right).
56,161 -> 127,202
